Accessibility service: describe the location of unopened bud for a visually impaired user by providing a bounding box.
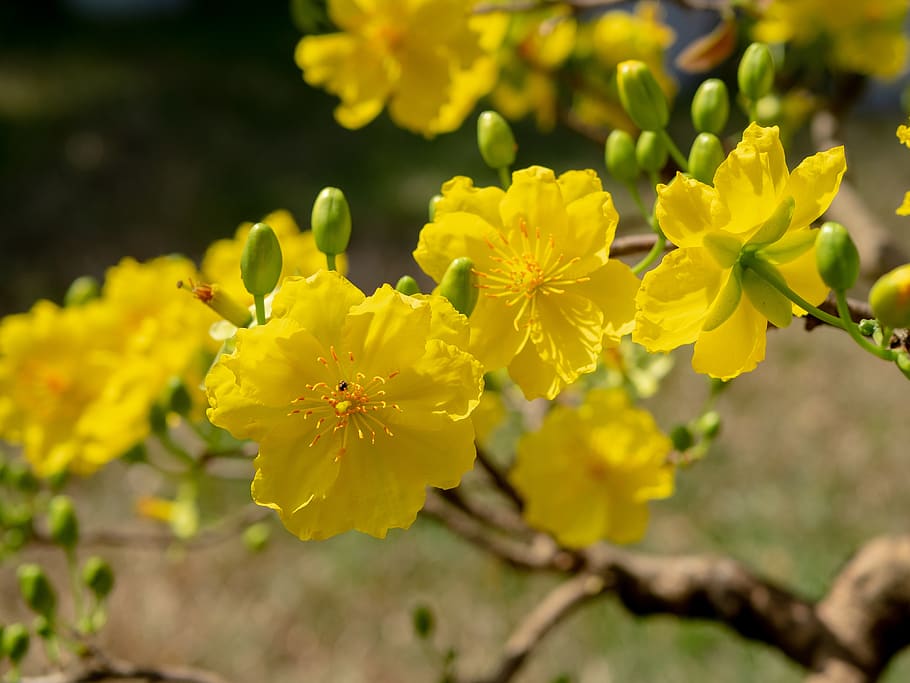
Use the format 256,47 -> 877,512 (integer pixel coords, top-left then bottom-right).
312,187 -> 352,256
148,402 -> 168,436
635,131 -> 668,174
33,615 -> 53,640
2,623 -> 29,664
240,222 -> 283,297
616,60 -> 669,131
243,523 -> 271,553
180,280 -> 252,328
162,376 -> 193,417
869,264 -> 910,329
412,604 -> 435,639
395,275 -> 421,296
695,410 -> 722,439
688,132 -> 725,185
691,78 -> 729,134
605,130 -> 639,184
47,495 -> 79,549
477,111 -> 517,170
815,222 -> 859,291
858,319 -> 878,336
438,257 -> 478,317
754,94 -> 783,126
738,43 -> 775,100
64,276 -> 100,307
670,425 -> 694,452
82,556 -> 115,599
17,564 -> 56,619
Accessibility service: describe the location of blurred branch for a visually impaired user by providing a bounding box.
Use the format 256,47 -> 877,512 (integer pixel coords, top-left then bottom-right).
434,483 -> 910,683
22,655 -> 233,683
474,447 -> 525,511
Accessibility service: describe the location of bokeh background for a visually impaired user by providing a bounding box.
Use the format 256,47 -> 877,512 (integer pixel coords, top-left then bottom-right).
3,2 -> 910,682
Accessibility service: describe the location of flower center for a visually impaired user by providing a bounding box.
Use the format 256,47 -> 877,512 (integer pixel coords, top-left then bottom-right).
288,345 -> 400,460
476,218 -> 589,329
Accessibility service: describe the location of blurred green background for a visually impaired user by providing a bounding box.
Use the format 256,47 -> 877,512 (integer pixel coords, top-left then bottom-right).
3,2 -> 910,682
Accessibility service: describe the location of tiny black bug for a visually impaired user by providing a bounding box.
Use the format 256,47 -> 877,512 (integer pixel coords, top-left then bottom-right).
338,380 -> 349,392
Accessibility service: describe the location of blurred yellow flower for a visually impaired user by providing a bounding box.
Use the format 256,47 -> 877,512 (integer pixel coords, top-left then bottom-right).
754,0 -> 908,78
898,191 -> 910,217
634,124 -> 846,379
414,165 -> 639,400
202,209 -> 343,306
510,388 -> 673,547
296,0 -> 501,136
490,6 -> 576,130
206,271 -> 484,540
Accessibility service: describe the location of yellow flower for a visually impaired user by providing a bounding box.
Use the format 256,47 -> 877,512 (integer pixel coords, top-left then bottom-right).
295,0 -> 500,136
510,388 -> 673,547
202,209 -> 343,306
0,301 -> 149,476
413,165 -> 639,400
206,271 -> 484,540
634,124 -> 847,379
754,0 -> 908,78
490,6 -> 576,131
898,124 -> 910,148
897,191 -> 910,217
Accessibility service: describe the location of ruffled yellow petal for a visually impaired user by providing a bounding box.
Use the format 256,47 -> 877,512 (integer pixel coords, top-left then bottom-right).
412,211 -> 499,283
507,340 -> 563,400
692,297 -> 767,379
786,145 -> 847,229
655,174 -> 720,248
270,271 -> 365,350
570,259 -> 639,345
467,294 -> 530,371
500,166 -> 567,238
434,175 -> 505,228
388,43 -> 454,135
561,173 -> 617,265
529,290 -> 603,386
634,247 -> 725,352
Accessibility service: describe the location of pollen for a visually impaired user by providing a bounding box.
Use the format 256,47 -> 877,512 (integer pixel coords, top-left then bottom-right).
289,346 -> 402,450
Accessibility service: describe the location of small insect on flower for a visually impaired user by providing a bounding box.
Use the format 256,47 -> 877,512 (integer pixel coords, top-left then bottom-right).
338,380 -> 348,392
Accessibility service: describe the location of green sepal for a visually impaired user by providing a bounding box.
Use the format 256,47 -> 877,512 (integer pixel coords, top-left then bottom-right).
755,229 -> 817,264
748,196 -> 794,246
703,231 -> 742,269
703,264 -> 743,332
742,266 -> 792,328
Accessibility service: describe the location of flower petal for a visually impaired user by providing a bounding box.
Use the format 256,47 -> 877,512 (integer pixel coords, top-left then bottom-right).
500,166 -> 568,238
786,145 -> 847,229
569,260 -> 639,344
633,247 -> 725,352
467,293 -> 529,370
692,296 -> 767,379
434,175 -> 505,228
507,339 -> 564,400
775,243 -> 830,315
413,211 -> 499,283
270,271 -> 365,350
655,173 -> 720,248
529,290 -> 603,384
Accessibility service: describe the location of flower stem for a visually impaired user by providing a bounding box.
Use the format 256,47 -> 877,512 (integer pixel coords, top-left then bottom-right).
253,294 -> 266,326
325,253 -> 337,271
835,291 -> 896,361
498,166 -> 511,190
658,129 -> 688,173
632,234 -> 666,274
745,258 -> 844,329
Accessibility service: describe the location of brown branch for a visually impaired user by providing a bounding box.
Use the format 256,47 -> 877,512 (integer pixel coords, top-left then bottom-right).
22,656 -> 233,683
474,447 -> 525,511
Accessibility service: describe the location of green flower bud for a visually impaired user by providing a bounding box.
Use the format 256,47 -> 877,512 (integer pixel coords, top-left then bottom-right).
412,604 -> 435,639
240,222 -> 283,297
688,132 -> 725,185
82,556 -> 115,599
312,187 -> 352,256
2,623 -> 30,664
47,495 -> 79,549
815,222 -> 860,291
616,60 -> 669,131
395,275 -> 421,296
635,131 -> 668,174
17,564 -> 56,619
605,130 -> 639,184
869,264 -> 910,328
63,275 -> 100,307
438,257 -> 478,317
428,194 -> 443,222
754,94 -> 783,126
670,425 -> 694,452
33,615 -> 54,640
691,78 -> 729,134
148,402 -> 168,436
738,43 -> 775,100
695,410 -> 722,439
242,523 -> 271,553
4,462 -> 37,492
858,319 -> 878,336
476,111 -> 517,170
120,442 -> 147,464
161,376 -> 193,417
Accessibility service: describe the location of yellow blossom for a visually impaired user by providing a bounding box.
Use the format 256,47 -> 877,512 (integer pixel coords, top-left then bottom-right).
201,209 -> 344,306
898,124 -> 910,148
295,0 -> 501,136
206,271 -> 484,540
897,191 -> 910,217
510,388 -> 673,547
754,0 -> 908,78
634,124 -> 846,379
0,301 -> 149,476
413,165 -> 639,400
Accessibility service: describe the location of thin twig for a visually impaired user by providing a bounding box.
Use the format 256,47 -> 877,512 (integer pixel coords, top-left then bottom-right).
22,656 -> 233,683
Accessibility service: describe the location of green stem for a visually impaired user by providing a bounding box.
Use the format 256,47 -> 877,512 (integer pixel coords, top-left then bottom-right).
657,129 -> 688,172
880,325 -> 894,349
253,294 -> 266,326
325,253 -> 337,271
66,547 -> 84,628
498,165 -> 511,190
158,433 -> 196,469
632,234 -> 666,274
835,291 -> 895,361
